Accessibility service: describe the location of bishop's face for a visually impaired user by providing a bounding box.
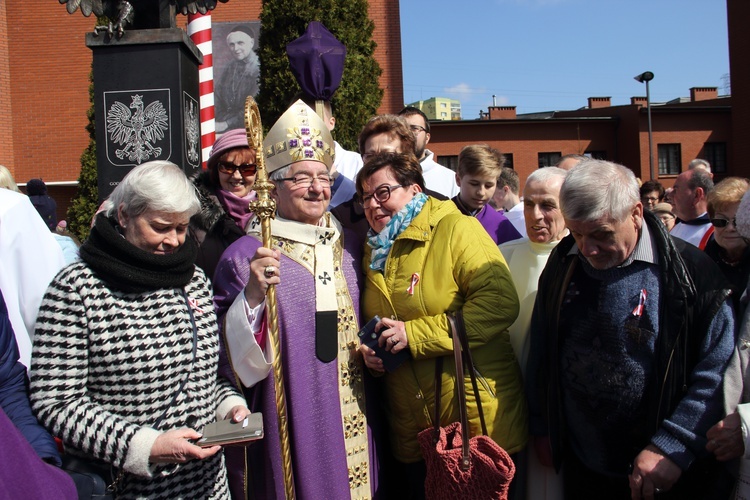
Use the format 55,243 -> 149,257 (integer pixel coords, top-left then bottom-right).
272,160 -> 331,225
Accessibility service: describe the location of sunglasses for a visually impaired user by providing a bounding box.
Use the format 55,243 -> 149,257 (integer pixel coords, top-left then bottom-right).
710,217 -> 737,228
217,161 -> 257,176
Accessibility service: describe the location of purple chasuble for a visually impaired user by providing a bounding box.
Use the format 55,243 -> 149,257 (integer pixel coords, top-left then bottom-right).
451,196 -> 522,245
213,228 -> 380,500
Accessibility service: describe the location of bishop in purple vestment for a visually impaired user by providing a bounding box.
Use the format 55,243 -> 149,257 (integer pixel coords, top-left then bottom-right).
213,100 -> 382,500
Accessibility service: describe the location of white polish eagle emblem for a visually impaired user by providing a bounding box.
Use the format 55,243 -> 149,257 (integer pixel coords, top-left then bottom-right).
106,94 -> 169,164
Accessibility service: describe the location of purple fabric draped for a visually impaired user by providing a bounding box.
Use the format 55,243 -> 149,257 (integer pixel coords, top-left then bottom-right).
213,228 -> 380,499
452,197 -> 523,245
0,407 -> 77,499
286,21 -> 346,101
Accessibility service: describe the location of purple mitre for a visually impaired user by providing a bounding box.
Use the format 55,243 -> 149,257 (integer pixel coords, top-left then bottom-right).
286,21 -> 346,100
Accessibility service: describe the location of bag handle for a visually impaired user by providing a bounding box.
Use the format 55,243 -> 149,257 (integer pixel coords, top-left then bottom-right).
431,309 -> 486,471
107,289 -> 198,493
454,310 -> 489,436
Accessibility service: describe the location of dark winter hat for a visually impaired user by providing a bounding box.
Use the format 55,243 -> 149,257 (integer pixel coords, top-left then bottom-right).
207,129 -> 251,170
228,25 -> 254,40
26,178 -> 47,195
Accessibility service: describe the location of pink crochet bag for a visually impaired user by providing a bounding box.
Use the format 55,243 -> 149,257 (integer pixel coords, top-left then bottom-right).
417,311 -> 515,499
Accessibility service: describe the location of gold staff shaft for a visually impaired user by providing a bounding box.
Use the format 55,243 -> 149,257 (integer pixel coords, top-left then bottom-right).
244,97 -> 296,500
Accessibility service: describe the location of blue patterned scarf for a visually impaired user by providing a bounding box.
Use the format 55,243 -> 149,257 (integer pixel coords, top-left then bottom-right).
367,193 -> 428,272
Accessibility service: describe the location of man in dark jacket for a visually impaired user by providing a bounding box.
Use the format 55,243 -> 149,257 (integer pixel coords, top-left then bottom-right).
526,160 -> 735,499
0,289 -> 61,464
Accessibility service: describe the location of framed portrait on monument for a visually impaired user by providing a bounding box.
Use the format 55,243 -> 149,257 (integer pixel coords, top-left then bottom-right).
214,21 -> 261,136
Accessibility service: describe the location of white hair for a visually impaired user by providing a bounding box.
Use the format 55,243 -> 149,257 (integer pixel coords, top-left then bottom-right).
737,189 -> 750,239
106,161 -> 200,218
688,158 -> 711,173
526,166 -> 568,187
269,165 -> 292,182
560,160 -> 639,222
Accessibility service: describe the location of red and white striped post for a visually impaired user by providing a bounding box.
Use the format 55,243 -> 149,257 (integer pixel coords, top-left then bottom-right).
188,12 -> 216,170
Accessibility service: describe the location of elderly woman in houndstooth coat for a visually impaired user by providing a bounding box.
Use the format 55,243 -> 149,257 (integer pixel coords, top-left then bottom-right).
29,161 -> 249,499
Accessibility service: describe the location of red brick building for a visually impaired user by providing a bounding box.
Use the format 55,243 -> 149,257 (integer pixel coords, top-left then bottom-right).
429,88 -> 734,189
1,1 -> 745,212
0,0 -> 403,212
427,0 -> 748,190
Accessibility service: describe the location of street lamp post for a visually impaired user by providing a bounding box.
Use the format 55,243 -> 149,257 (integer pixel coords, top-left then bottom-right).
635,71 -> 655,180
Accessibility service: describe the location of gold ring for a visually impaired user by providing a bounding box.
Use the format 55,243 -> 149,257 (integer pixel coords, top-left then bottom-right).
264,265 -> 275,278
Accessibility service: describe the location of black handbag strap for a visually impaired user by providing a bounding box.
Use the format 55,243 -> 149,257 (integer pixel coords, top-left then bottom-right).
155,289 -> 198,429
431,309 -> 486,471
107,289 -> 198,494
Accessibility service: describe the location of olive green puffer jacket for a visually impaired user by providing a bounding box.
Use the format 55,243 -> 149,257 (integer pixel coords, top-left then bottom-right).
362,197 -> 527,463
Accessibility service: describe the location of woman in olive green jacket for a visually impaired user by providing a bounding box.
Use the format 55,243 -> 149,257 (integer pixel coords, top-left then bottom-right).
356,152 -> 527,498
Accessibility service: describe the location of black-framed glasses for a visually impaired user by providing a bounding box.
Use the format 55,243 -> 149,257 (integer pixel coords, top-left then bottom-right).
278,173 -> 333,189
217,161 -> 257,176
710,217 -> 737,228
356,184 -> 404,206
409,124 -> 427,134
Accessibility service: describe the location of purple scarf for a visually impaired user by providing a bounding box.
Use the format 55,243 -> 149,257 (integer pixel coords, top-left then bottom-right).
216,189 -> 256,232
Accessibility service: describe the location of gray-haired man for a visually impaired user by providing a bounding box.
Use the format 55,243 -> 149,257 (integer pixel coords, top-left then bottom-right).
526,159 -> 735,499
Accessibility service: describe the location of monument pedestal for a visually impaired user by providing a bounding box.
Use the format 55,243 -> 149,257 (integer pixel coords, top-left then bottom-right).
87,28 -> 202,201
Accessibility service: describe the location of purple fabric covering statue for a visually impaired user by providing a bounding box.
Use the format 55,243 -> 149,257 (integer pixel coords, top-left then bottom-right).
0,407 -> 77,499
286,21 -> 346,101
451,196 -> 523,245
213,227 -> 383,499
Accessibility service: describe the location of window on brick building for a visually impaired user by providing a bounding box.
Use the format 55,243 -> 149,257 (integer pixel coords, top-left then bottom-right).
538,152 -> 562,168
440,155 -> 458,172
658,144 -> 681,175
585,151 -> 607,160
503,153 -> 514,170
703,143 -> 727,173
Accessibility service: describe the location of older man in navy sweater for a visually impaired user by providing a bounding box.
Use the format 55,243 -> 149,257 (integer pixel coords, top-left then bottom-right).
526,160 -> 735,499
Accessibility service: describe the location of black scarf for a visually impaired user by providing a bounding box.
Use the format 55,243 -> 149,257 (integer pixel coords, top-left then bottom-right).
80,213 -> 197,293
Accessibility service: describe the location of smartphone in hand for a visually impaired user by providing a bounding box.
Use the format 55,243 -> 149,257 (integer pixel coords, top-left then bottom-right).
357,316 -> 409,372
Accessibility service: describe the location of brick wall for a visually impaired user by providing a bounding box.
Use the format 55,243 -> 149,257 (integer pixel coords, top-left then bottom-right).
5,3 -> 94,186
0,0 -> 403,209
428,119 -> 619,188
0,2 -> 13,170
369,0 -> 404,114
428,100 -> 733,190
728,0 -> 750,170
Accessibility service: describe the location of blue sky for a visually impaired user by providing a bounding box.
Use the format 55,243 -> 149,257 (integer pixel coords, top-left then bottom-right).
399,0 -> 730,118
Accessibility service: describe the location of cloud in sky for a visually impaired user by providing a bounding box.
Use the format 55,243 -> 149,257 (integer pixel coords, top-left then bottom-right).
495,0 -> 568,6
444,83 -> 509,107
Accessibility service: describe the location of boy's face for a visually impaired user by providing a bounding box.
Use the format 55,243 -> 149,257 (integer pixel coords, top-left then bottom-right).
456,173 -> 498,211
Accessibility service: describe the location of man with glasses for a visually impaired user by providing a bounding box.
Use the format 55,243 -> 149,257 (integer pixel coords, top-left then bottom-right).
213,100 -> 380,500
398,106 -> 459,198
670,168 -> 715,249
